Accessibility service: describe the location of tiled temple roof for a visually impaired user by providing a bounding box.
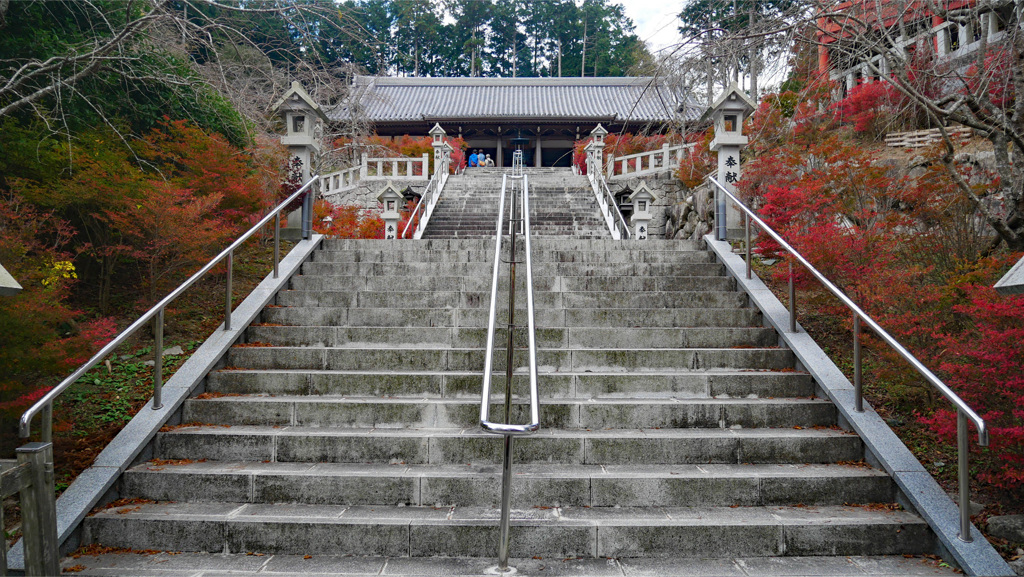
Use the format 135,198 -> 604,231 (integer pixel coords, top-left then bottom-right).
331,76 -> 702,125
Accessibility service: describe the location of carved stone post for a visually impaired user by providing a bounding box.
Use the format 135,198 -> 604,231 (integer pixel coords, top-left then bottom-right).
430,123 -> 447,178
629,181 -> 658,241
703,84 -> 756,240
378,181 -> 404,240
273,81 -> 327,240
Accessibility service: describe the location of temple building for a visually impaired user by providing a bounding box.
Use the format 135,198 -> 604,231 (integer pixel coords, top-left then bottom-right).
817,0 -> 1023,96
330,75 -> 702,167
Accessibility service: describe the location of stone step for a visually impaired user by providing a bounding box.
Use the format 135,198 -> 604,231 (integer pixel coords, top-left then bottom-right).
318,238 -> 700,251
261,306 -> 764,329
223,346 -> 795,372
296,263 -> 728,283
57,551 -> 963,576
152,426 -> 861,465
206,369 -> 816,399
122,462 -> 893,508
311,248 -> 715,263
289,266 -> 727,287
244,325 -> 778,349
83,502 -> 932,558
181,396 -> 836,430
273,289 -> 748,310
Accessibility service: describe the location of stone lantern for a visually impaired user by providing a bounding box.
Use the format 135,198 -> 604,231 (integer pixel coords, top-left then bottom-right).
429,123 -> 447,177
273,81 -> 328,239
377,181 -> 404,240
628,181 -> 659,240
702,83 -> 756,240
589,124 -> 608,175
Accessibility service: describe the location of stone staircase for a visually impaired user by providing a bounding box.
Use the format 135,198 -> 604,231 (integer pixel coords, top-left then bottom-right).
421,168 -> 608,239
69,233 -> 959,575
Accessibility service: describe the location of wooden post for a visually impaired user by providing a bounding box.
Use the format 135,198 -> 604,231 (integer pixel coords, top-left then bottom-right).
1,463 -> 7,576
17,442 -> 58,576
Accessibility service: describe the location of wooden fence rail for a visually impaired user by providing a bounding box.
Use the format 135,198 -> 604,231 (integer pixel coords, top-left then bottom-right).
1,442 -> 58,576
884,126 -> 973,148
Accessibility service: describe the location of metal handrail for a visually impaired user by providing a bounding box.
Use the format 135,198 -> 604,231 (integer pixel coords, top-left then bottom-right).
597,173 -> 632,240
584,147 -> 631,240
707,176 -> 988,542
479,154 -> 540,572
19,177 -> 320,441
400,174 -> 435,239
401,152 -> 449,239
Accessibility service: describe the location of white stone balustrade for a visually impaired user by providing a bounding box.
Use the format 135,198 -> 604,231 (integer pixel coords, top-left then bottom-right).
320,152 -> 431,197
606,143 -> 696,180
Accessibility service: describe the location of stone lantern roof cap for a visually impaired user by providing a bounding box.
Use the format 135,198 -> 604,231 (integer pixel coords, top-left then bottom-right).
0,263 -> 22,296
994,255 -> 1024,295
273,81 -> 328,122
700,83 -> 757,123
627,180 -> 659,203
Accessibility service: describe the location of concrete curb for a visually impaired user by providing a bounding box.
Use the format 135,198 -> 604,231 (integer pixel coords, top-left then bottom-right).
8,236 -> 324,572
704,234 -> 1013,577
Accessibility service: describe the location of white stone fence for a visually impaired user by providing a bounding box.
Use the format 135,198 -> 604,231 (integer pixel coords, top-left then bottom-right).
321,153 -> 429,197
606,143 -> 695,180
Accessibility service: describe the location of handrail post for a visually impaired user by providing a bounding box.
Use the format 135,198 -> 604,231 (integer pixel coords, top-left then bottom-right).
301,187 -> 313,241
788,261 -> 796,333
41,404 -> 52,444
17,442 -> 59,576
745,213 -> 751,279
497,182 -> 520,573
224,250 -> 233,332
853,313 -> 863,412
153,308 -> 164,410
957,410 -> 973,542
273,212 -> 281,279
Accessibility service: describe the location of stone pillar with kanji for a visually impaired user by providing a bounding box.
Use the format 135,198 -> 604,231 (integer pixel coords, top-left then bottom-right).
628,181 -> 658,241
378,181 -> 404,240
704,84 -> 756,240
273,81 -> 327,239
429,123 -> 447,177
588,124 -> 608,176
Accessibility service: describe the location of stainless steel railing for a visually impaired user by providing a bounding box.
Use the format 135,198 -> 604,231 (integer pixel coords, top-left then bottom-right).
707,176 -> 989,542
596,172 -> 632,240
401,152 -> 450,239
19,177 -> 321,441
479,152 -> 540,572
584,147 -> 631,239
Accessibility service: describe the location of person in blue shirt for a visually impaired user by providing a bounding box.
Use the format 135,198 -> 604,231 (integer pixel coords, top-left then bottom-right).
469,151 -> 478,167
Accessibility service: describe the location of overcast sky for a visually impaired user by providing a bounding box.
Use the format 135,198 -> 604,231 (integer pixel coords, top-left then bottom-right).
619,0 -> 686,55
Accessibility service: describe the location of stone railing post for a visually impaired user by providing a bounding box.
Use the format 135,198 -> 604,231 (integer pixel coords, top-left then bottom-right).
360,153 -> 368,179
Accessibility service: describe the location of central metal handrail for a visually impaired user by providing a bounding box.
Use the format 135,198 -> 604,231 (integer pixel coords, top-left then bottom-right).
479,152 -> 540,573
707,176 -> 988,543
19,177 -> 320,441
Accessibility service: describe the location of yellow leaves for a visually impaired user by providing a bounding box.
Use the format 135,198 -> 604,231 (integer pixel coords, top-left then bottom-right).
41,260 -> 77,286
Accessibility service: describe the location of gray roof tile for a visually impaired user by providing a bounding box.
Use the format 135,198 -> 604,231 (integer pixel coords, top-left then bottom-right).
332,76 -> 702,125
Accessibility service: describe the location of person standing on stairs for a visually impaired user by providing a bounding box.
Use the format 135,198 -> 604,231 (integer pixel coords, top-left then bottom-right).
484,154 -> 494,167
469,150 -> 478,168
